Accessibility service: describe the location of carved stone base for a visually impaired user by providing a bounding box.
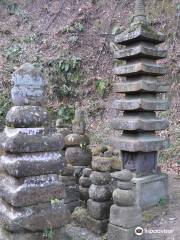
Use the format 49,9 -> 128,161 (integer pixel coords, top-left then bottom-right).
132,173 -> 168,209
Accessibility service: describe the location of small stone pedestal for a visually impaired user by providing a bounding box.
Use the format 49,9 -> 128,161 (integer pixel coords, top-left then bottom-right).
0,63 -> 70,239
108,170 -> 142,240
87,156 -> 112,235
132,173 -> 168,209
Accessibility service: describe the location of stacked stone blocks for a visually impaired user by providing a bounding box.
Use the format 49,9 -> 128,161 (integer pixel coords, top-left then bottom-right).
108,170 -> 142,240
87,156 -> 112,235
0,63 -> 70,239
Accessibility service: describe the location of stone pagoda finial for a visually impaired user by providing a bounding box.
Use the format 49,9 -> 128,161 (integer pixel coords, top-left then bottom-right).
133,0 -> 147,23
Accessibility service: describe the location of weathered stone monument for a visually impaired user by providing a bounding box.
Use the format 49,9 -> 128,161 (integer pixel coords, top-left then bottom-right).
65,109 -> 92,168
110,0 -> 170,208
108,170 -> 142,240
87,156 -> 112,235
79,167 -> 92,202
60,109 -> 92,212
0,63 -> 70,240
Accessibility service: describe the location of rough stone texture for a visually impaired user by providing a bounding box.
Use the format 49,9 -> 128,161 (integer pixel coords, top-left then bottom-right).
1,133 -> 65,153
86,216 -> 108,235
117,181 -> 133,190
0,199 -> 70,232
79,176 -> 91,187
65,147 -> 92,166
111,169 -> 133,182
111,133 -> 170,152
83,168 -> 92,177
92,157 -> 111,172
72,109 -> 86,135
112,98 -> 169,111
113,62 -> 166,76
0,227 -> 71,240
0,63 -> 68,238
11,63 -> 47,106
65,224 -> 103,240
0,151 -> 65,177
113,188 -> 135,206
112,115 -> 169,131
111,157 -> 122,170
113,79 -> 169,93
114,44 -> 167,60
110,204 -> 142,228
6,106 -> 49,128
0,174 -> 65,207
89,184 -> 111,201
88,199 -> 111,220
65,134 -> 90,147
114,24 -> 165,45
132,173 -> 168,209
79,186 -> 89,201
71,207 -> 88,228
90,171 -> 111,185
108,224 -> 141,240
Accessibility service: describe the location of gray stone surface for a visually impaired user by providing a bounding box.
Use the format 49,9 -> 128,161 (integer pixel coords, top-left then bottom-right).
89,184 -> 111,201
0,151 -> 65,177
90,171 -> 111,185
83,168 -> 92,177
92,157 -> 111,172
113,78 -> 169,93
65,134 -> 90,147
11,63 -> 47,106
0,174 -> 65,207
88,199 -> 111,220
0,199 -> 70,232
65,224 -> 104,240
112,115 -> 169,131
111,169 -> 133,182
6,106 -> 49,128
0,227 -> 71,240
65,147 -> 92,166
87,216 -> 108,235
112,98 -> 169,111
117,181 -> 133,190
110,204 -> 142,228
79,176 -> 91,187
113,189 -> 135,206
132,173 -> 168,209
114,44 -> 167,60
1,133 -> 64,153
113,62 -> 166,76
72,109 -> 86,135
110,133 -> 170,152
114,24 -> 165,45
64,184 -> 80,204
79,186 -> 89,201
108,224 -> 141,240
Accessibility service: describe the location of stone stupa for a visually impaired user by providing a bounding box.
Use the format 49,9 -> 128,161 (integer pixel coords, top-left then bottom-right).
111,0 -> 170,208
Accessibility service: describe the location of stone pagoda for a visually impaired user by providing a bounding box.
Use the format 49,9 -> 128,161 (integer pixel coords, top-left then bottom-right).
0,63 -> 70,240
111,0 -> 170,208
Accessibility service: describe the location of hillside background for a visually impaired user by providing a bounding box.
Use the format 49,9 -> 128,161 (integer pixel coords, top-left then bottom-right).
0,0 -> 179,168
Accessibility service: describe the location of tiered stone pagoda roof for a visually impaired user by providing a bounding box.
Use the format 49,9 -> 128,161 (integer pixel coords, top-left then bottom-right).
111,0 -> 170,156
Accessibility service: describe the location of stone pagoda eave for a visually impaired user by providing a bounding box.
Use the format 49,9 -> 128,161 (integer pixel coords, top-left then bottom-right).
111,116 -> 169,131
110,134 -> 170,152
113,80 -> 169,93
114,45 -> 167,60
115,24 -> 166,45
113,62 -> 166,76
112,98 -> 169,111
